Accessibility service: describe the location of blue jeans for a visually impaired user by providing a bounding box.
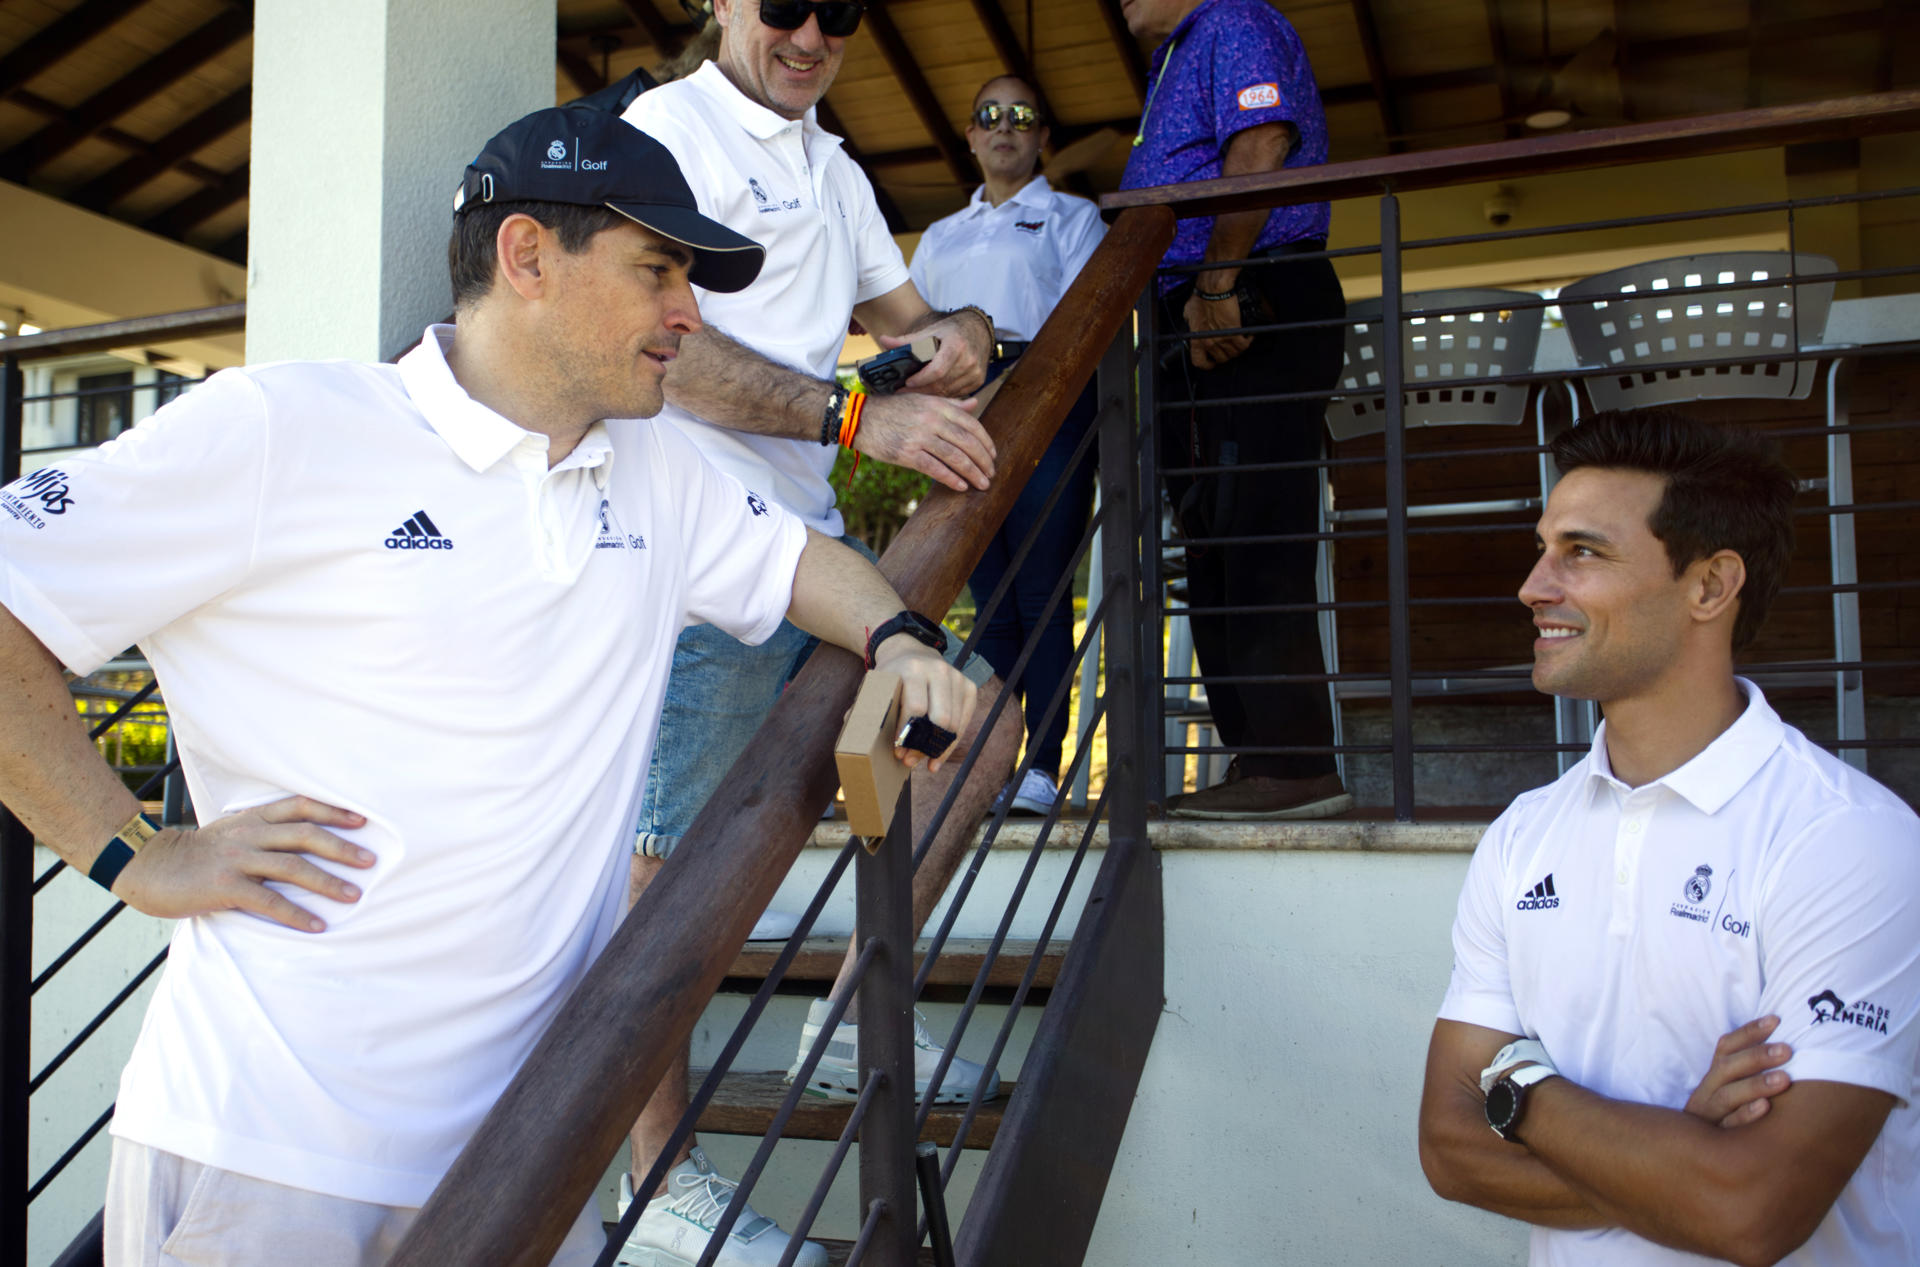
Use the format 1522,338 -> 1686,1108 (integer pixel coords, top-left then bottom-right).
965,375 -> 1097,781
637,536 -> 985,858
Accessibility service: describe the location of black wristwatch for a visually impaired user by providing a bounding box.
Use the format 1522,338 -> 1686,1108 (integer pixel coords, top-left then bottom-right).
1484,1064 -> 1557,1142
865,611 -> 947,669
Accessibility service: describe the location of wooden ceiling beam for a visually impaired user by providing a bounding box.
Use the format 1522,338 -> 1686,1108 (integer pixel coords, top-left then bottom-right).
1484,0 -> 1521,137
615,0 -> 684,55
71,87 -> 251,211
1348,0 -> 1402,152
0,2 -> 254,182
1091,0 -> 1147,106
0,0 -> 154,98
862,3 -> 974,184
144,162 -> 249,240
864,115 -> 1140,170
559,49 -> 607,97
814,97 -> 908,233
967,0 -> 1057,125
9,88 -> 228,185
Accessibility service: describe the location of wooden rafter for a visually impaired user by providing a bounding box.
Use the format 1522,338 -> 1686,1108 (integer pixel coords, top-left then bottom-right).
71,87 -> 251,211
0,0 -> 151,99
863,3 -> 973,184
0,3 -> 253,182
1612,0 -> 1636,121
144,163 -> 248,240
814,97 -> 908,233
967,0 -> 1057,125
865,114 -> 1140,170
1348,0 -> 1401,151
558,49 -> 607,97
616,0 -> 683,55
1484,0 -> 1520,137
7,87 -> 225,184
1091,0 -> 1147,105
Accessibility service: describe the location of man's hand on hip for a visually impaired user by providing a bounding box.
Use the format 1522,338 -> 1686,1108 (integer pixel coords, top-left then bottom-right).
856,391 -> 996,491
893,311 -> 990,398
114,795 -> 376,933
1182,289 -> 1255,370
873,640 -> 977,772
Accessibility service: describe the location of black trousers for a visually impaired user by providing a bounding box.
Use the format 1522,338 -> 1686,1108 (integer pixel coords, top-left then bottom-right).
1158,246 -> 1347,780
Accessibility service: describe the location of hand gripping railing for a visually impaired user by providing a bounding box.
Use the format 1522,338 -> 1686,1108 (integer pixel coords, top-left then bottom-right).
385,205 -> 1174,1267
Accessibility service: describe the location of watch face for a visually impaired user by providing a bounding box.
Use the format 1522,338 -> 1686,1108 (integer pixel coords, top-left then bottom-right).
1486,1079 -> 1520,1134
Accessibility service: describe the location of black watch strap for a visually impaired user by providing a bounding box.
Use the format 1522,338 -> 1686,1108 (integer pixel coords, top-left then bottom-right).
865,610 -> 947,669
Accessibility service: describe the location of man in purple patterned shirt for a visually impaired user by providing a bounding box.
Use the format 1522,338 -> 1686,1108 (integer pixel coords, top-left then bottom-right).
1120,0 -> 1352,820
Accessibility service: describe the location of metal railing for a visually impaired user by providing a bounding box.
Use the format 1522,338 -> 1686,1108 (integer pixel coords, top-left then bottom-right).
1105,90 -> 1920,819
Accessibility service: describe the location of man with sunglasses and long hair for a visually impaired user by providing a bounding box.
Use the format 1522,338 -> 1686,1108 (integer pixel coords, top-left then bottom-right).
909,75 -> 1107,821
614,4 -> 1021,1265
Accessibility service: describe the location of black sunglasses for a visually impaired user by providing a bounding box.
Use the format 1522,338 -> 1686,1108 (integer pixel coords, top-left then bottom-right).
971,102 -> 1042,132
759,0 -> 866,37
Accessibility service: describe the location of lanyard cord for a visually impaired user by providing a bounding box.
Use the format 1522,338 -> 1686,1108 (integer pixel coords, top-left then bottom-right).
1133,33 -> 1183,147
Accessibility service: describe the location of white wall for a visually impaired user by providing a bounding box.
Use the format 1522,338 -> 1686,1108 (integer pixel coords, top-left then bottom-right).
246,0 -> 552,364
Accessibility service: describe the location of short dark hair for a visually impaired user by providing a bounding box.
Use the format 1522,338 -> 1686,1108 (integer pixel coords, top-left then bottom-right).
1550,408 -> 1797,652
447,200 -> 629,309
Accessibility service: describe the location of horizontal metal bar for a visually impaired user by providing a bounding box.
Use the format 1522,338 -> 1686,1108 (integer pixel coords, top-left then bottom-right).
0,303 -> 245,360
1165,658 -> 1920,686
16,376 -> 206,406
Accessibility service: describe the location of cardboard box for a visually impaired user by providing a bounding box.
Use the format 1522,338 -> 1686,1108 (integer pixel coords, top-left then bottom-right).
835,671 -> 908,841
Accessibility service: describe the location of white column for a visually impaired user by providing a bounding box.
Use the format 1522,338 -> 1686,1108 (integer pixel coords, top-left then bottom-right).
247,0 -> 552,364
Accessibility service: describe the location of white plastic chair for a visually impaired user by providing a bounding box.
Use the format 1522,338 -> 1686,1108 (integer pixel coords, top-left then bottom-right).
1559,251 -> 1862,770
1320,288 -> 1596,778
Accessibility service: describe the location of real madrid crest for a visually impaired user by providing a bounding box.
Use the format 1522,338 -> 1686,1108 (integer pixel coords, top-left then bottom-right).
1683,864 -> 1713,904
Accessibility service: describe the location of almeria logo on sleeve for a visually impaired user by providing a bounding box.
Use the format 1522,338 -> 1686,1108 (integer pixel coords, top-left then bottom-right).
385,510 -> 454,550
1237,83 -> 1281,110
1809,989 -> 1892,1034
1515,874 -> 1559,911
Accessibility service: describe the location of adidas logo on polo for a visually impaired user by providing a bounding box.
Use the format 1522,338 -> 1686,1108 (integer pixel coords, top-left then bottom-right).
385,510 -> 454,551
1515,874 -> 1559,911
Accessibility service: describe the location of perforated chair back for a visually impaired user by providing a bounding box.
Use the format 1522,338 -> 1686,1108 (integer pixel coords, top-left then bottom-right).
1325,288 -> 1544,441
1559,251 -> 1836,411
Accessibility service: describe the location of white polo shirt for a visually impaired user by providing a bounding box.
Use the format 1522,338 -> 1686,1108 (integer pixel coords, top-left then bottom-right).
909,175 -> 1106,343
0,326 -> 807,1206
623,62 -> 912,537
1440,680 -> 1920,1265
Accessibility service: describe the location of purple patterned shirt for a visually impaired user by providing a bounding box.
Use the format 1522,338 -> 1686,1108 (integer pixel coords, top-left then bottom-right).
1119,0 -> 1330,292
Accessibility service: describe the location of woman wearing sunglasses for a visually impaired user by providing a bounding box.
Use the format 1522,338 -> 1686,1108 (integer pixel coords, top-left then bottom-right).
909,75 -> 1107,818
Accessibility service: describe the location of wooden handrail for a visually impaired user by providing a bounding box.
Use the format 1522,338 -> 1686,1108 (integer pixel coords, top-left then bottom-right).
387,204 -> 1176,1267
1100,90 -> 1920,216
0,303 -> 245,360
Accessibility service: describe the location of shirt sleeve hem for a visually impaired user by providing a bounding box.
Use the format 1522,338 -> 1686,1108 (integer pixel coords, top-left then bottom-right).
0,566 -> 114,676
1783,1051 -> 1913,1109
854,262 -> 913,307
1437,994 -> 1524,1037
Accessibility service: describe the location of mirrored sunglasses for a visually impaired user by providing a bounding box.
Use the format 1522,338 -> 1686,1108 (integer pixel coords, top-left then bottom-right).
758,0 -> 866,37
972,102 -> 1042,132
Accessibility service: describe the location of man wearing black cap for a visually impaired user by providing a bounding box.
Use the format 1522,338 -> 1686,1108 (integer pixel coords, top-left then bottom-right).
0,105 -> 976,1266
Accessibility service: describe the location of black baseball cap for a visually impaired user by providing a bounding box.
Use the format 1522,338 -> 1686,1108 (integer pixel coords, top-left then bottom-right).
454,106 -> 765,293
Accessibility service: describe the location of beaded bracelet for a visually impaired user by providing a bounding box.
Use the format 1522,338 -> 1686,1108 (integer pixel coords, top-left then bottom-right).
819,383 -> 849,446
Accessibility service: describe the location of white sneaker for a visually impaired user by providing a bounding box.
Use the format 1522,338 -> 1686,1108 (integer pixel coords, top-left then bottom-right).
1008,768 -> 1058,817
784,998 -> 1002,1106
615,1146 -> 825,1267
748,908 -> 801,942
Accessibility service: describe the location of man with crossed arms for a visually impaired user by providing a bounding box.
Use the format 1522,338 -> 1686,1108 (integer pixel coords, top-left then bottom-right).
1419,409 -> 1918,1265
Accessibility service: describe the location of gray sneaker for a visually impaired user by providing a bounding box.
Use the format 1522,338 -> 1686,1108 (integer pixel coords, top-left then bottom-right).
614,1146 -> 825,1267
785,999 -> 1002,1105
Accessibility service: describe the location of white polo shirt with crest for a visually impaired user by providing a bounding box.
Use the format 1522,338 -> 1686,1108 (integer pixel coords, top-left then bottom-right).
0,326 -> 807,1206
909,175 -> 1107,343
1440,680 -> 1920,1265
623,61 -> 913,537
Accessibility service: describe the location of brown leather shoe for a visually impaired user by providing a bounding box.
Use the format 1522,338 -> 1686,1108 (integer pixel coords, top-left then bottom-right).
1166,769 -> 1352,820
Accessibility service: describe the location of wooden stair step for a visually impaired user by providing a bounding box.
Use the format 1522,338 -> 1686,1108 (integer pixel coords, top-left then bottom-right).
728,936 -> 1064,990
693,1071 -> 1008,1149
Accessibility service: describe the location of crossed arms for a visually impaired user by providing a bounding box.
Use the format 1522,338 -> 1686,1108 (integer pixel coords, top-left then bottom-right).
1418,1017 -> 1894,1266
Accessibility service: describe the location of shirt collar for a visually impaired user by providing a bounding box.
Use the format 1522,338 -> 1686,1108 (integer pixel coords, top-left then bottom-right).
1585,677 -> 1786,814
961,174 -> 1054,218
396,326 -> 616,484
688,60 -> 842,154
